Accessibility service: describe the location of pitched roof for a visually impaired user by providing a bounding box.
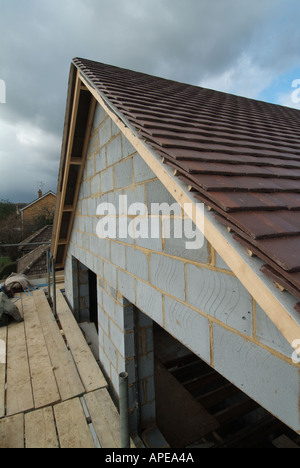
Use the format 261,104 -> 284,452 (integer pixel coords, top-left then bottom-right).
52,58 -> 300,345
17,243 -> 49,276
73,57 -> 300,301
18,225 -> 53,253
20,191 -> 56,212
17,225 -> 52,276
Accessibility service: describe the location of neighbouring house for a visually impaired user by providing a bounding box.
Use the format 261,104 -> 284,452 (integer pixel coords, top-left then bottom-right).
17,225 -> 52,277
52,58 -> 300,447
20,190 -> 56,227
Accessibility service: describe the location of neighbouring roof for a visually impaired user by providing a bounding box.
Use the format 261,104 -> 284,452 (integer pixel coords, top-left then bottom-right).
17,243 -> 49,276
20,191 -> 56,212
18,225 -> 53,254
17,225 -> 52,276
72,57 -> 300,302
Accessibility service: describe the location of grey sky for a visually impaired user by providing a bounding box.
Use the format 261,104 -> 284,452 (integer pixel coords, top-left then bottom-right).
1,0 -> 300,203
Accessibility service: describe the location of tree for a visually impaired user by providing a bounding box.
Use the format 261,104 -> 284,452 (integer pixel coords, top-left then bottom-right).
0,199 -> 33,260
0,199 -> 54,261
0,199 -> 16,221
0,211 -> 36,260
32,208 -> 54,231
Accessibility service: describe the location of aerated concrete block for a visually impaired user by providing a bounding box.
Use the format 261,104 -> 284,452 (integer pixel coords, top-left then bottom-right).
99,117 -> 111,148
104,261 -> 117,289
135,279 -> 163,326
117,269 -> 136,305
164,296 -> 211,364
215,252 -> 231,271
95,147 -> 106,174
186,264 -> 253,335
101,166 -> 114,193
150,253 -> 185,301
124,184 -> 146,208
213,323 -> 300,433
110,241 -> 126,270
163,218 -> 209,264
111,120 -> 120,137
135,217 -> 163,252
109,319 -> 125,355
103,290 -> 115,317
87,156 -> 95,179
91,174 -> 101,196
103,333 -> 117,369
255,302 -> 294,358
98,305 -> 109,335
106,135 -> 122,166
122,133 -> 136,157
93,104 -> 106,131
133,154 -> 156,183
126,246 -> 149,282
146,179 -> 177,209
114,158 -> 133,189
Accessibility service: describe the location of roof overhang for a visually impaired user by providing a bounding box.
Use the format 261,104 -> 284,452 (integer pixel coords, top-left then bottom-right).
51,65 -> 96,264
52,62 -> 300,347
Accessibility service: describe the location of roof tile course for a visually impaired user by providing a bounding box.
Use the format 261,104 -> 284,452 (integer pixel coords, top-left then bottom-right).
73,58 -> 300,300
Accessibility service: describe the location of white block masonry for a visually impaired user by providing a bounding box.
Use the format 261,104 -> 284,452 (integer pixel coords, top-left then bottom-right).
64,103 -> 300,434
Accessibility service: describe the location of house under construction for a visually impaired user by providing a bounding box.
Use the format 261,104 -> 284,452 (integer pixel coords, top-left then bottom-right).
50,58 -> 300,448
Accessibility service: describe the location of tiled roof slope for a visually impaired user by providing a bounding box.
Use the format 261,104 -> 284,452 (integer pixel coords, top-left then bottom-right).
73,58 -> 300,301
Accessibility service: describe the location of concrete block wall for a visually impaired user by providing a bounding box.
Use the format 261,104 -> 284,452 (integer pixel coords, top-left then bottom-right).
64,102 -> 300,433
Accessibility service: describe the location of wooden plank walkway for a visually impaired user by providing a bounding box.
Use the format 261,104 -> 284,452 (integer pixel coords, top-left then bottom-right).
0,287 -> 126,448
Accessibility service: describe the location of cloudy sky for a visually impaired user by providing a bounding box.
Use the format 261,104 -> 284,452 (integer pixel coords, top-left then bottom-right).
1,0 -> 300,203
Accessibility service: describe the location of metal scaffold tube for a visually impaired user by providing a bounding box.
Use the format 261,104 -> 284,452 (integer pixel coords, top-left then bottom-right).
119,372 -> 130,448
51,255 -> 57,319
47,249 -> 51,301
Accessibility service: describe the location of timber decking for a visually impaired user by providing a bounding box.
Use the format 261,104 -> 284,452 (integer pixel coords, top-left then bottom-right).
0,287 -> 123,448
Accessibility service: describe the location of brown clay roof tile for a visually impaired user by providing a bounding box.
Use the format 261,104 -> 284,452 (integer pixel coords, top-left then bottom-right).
73,58 -> 300,301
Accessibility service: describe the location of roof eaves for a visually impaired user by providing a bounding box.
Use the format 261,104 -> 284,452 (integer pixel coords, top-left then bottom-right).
51,64 -> 96,265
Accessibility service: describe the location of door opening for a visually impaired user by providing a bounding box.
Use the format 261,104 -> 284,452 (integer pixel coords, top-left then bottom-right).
88,269 -> 98,332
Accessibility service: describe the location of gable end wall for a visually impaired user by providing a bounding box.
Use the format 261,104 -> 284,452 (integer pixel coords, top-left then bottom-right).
64,103 -> 300,433
22,194 -> 56,224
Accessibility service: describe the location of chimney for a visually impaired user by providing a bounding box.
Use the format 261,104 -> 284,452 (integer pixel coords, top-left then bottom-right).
38,189 -> 42,198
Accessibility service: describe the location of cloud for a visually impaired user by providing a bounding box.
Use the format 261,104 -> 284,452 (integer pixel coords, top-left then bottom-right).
199,53 -> 275,99
0,117 -> 60,202
277,88 -> 300,111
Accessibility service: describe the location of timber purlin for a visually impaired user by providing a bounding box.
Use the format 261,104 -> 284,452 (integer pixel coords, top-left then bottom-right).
67,57 -> 300,302
0,288 -> 127,449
